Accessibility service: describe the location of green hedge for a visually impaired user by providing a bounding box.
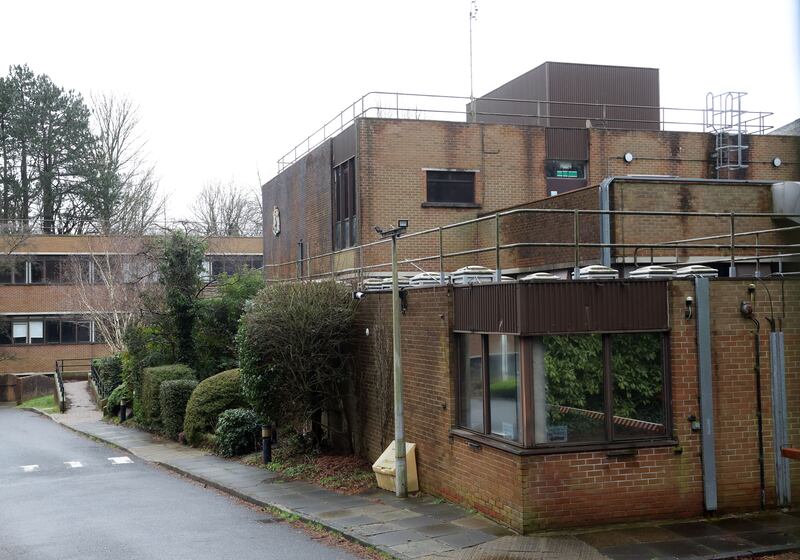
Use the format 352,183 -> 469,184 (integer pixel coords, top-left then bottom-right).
104,384 -> 130,417
215,408 -> 259,457
184,368 -> 244,446
141,364 -> 196,428
159,379 -> 199,440
93,354 -> 123,395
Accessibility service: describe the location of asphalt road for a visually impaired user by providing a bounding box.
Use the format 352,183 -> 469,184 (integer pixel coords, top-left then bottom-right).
0,406 -> 359,560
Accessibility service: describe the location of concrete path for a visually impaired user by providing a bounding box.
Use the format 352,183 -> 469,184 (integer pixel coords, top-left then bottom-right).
45,391 -> 800,560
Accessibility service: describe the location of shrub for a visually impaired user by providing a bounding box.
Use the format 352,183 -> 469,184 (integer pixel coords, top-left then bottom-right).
141,364 -> 196,429
489,378 -> 518,399
93,354 -> 124,395
183,368 -> 245,446
159,379 -> 199,440
123,324 -> 175,418
104,383 -> 130,417
215,408 -> 259,457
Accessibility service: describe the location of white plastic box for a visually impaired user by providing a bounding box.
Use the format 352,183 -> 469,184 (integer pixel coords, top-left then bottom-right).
372,440 -> 419,493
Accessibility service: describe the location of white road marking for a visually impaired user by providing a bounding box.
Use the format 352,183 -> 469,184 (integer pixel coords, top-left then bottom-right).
64,461 -> 83,468
108,457 -> 133,465
20,465 -> 40,472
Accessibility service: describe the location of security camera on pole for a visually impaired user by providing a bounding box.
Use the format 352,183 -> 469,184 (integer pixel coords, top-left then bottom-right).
374,219 -> 409,498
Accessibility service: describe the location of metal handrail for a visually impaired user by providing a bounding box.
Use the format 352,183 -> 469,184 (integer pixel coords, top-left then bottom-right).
276,91 -> 773,171
89,362 -> 106,399
54,361 -> 66,413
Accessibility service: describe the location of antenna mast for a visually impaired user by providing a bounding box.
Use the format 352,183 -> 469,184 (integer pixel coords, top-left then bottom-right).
469,0 -> 478,122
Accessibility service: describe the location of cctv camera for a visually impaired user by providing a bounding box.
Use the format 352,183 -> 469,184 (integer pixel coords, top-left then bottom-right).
353,291 -> 366,300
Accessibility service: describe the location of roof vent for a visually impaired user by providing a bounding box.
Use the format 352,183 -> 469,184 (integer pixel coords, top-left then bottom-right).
451,265 -> 495,285
772,181 -> 800,225
629,265 -> 676,279
520,272 -> 562,281
675,265 -> 719,278
410,272 -> 448,287
574,265 -> 619,280
362,278 -> 386,292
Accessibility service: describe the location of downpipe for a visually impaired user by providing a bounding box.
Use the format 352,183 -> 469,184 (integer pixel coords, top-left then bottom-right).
742,291 -> 766,511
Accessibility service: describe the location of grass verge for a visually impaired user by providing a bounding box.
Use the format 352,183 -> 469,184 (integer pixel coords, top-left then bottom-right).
18,394 -> 59,413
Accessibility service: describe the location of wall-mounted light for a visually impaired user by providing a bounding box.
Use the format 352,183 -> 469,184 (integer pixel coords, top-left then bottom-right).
624,152 -> 634,163
773,157 -> 782,167
685,296 -> 694,320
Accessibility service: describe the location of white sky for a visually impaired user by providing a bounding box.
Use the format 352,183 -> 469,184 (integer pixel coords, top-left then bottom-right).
1,0 -> 798,219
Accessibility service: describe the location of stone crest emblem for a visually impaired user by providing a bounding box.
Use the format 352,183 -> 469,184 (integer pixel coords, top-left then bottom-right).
272,206 -> 281,236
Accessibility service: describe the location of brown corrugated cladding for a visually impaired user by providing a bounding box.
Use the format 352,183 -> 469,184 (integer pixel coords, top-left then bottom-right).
472,63 -> 549,126
545,128 -> 588,159
454,280 -> 669,334
547,62 -> 660,130
331,124 -> 356,167
453,283 -> 518,333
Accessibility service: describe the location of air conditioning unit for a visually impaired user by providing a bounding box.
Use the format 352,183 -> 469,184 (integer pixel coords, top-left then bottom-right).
675,265 -> 719,278
574,265 -> 619,280
520,272 -> 561,281
451,265 -> 496,285
409,272 -> 448,287
381,276 -> 411,290
628,265 -> 676,280
362,278 -> 386,292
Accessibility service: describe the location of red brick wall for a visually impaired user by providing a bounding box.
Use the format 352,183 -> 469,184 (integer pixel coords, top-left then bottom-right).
0,343 -> 111,375
354,279 -> 800,532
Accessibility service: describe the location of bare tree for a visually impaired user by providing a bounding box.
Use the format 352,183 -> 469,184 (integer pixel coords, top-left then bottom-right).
85,93 -> 165,235
69,237 -> 158,353
190,181 -> 261,236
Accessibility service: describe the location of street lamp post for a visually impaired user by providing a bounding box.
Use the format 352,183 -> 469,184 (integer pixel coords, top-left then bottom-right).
375,219 -> 409,498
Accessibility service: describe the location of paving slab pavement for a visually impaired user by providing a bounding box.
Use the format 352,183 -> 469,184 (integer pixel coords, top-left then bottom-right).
39,381 -> 800,560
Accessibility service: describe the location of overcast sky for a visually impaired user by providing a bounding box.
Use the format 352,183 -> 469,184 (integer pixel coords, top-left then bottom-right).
1,0 -> 798,219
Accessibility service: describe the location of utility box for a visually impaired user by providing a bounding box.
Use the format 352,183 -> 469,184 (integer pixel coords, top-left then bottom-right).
372,440 -> 419,493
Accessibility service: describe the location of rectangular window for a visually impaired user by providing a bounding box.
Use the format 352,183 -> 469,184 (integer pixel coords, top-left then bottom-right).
13,322 -> 28,344
488,335 -> 521,442
61,321 -> 76,344
545,160 -> 586,179
0,320 -> 11,345
13,259 -> 27,284
30,258 -> 44,284
426,170 -> 475,205
458,334 -> 485,432
332,158 -> 357,250
45,257 -> 63,283
0,257 -> 13,283
77,321 -> 91,343
29,320 -> 44,344
45,319 -> 61,343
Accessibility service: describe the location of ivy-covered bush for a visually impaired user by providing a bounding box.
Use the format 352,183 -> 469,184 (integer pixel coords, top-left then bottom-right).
183,368 -> 245,446
104,383 -> 130,417
93,354 -> 124,395
123,324 -> 175,418
215,408 -> 259,457
159,379 -> 199,439
141,364 -> 196,428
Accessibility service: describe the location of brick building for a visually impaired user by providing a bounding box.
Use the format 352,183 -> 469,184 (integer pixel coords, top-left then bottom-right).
0,234 -> 262,375
262,63 -> 800,532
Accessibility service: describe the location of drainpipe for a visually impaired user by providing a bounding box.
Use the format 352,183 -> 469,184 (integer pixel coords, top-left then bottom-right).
695,277 -> 717,512
599,178 -> 612,267
742,285 -> 766,510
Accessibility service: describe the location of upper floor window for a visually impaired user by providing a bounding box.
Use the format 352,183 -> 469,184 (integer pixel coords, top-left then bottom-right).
545,160 -> 586,179
333,158 -> 357,250
425,170 -> 476,205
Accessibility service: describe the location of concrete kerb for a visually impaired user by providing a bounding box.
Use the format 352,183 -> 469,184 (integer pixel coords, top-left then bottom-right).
28,409 -> 403,559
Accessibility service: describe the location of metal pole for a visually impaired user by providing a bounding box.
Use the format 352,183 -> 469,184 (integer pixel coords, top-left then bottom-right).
392,235 -> 407,498
729,212 -> 737,277
438,227 -> 445,285
573,209 -> 581,278
494,213 -> 501,282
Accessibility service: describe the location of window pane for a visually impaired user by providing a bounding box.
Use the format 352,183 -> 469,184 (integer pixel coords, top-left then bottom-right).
0,257 -> 13,283
211,259 -> 223,277
45,257 -> 63,283
426,171 -> 475,204
545,160 -> 586,179
459,334 -> 484,432
13,260 -> 26,284
30,259 -> 44,283
45,319 -> 60,343
539,334 -> 605,443
29,320 -> 43,343
488,335 -> 521,442
61,321 -> 76,344
77,322 -> 91,343
13,322 -> 28,344
611,333 -> 666,438
0,320 -> 11,345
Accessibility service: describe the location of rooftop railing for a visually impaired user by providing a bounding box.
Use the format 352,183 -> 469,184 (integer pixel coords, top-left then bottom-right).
276,91 -> 774,172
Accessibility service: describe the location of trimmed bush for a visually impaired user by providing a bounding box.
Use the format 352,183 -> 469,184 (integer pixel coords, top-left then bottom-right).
93,354 -> 123,395
159,379 -> 199,440
184,368 -> 244,446
141,364 -> 196,428
215,408 -> 259,457
104,383 -> 130,417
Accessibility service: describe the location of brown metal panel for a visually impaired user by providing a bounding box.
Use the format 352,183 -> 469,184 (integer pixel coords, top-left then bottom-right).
454,281 -> 669,334
546,128 -> 588,160
472,62 -> 549,126
547,62 -> 659,130
331,124 -> 356,167
453,283 -> 518,333
518,280 -> 669,334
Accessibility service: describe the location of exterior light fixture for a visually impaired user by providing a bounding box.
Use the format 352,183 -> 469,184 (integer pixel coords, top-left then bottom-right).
624,152 -> 634,163
773,157 -> 782,167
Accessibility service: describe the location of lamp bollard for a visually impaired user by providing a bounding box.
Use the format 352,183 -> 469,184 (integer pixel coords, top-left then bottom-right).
262,424 -> 273,464
119,399 -> 127,423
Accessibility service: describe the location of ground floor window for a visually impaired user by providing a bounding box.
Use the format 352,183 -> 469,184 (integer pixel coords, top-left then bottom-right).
457,331 -> 668,449
0,315 -> 101,345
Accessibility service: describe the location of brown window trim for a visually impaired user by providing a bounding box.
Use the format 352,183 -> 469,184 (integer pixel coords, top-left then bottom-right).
421,202 -> 482,209
450,427 -> 678,456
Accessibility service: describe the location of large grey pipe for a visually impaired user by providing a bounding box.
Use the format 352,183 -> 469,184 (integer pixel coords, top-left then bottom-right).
695,277 -> 717,511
